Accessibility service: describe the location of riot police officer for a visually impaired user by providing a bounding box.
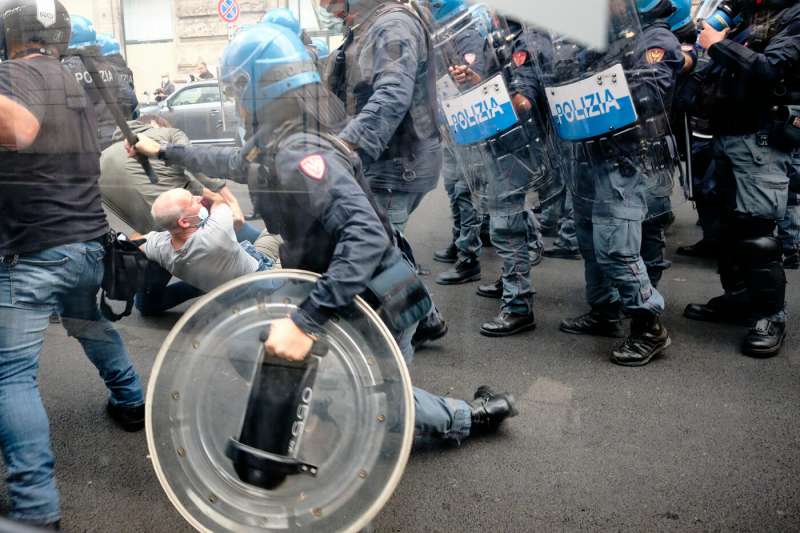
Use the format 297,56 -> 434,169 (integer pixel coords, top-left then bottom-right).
61,14 -> 121,150
322,0 -> 448,348
429,0 -> 489,285
0,1 -> 145,526
322,0 -> 441,233
129,23 -> 517,446
547,0 -> 683,366
683,0 -> 800,357
468,23 -> 558,336
97,32 -> 138,119
639,0 -> 695,288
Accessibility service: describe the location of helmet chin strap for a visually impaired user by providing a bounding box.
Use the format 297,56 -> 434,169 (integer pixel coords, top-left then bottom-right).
11,46 -> 51,59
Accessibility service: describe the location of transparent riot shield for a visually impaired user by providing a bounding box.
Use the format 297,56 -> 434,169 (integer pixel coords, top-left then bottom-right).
538,0 -> 681,220
433,11 -> 558,216
147,270 -> 414,532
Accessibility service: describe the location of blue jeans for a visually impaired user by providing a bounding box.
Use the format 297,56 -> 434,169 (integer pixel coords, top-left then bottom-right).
395,324 -> 471,445
0,241 -> 144,524
573,156 -> 665,316
443,148 -> 482,261
134,263 -> 203,316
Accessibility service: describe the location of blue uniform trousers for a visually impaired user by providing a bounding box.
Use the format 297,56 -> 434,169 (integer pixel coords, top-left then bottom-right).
573,157 -> 665,316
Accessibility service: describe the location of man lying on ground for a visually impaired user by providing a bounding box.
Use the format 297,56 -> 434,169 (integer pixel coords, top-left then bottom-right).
141,189 -> 279,293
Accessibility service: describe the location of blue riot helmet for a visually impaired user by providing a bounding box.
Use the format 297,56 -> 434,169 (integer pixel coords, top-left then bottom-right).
668,0 -> 692,29
311,37 -> 330,62
636,0 -> 678,19
68,13 -> 95,49
667,0 -> 697,43
429,0 -> 468,24
97,32 -> 120,56
260,7 -> 301,35
220,23 -> 321,133
1,0 -> 72,60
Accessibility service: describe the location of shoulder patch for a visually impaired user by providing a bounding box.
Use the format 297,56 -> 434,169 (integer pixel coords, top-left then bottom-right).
646,48 -> 666,64
513,50 -> 529,67
299,154 -> 327,180
464,53 -> 477,65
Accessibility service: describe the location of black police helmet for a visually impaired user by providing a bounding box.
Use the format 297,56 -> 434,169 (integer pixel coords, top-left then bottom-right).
0,0 -> 71,60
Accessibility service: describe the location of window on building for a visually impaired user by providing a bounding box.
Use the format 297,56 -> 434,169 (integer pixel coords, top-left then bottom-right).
123,0 -> 174,43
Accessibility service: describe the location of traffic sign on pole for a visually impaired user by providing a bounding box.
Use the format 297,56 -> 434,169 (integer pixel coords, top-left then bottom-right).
217,0 -> 240,24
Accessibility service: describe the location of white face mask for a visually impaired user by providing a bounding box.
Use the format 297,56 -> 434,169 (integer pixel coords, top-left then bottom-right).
185,206 -> 209,228
196,206 -> 209,225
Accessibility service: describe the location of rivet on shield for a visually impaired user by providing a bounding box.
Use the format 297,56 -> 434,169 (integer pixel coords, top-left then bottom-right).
283,298 -> 291,305
192,341 -> 199,349
177,447 -> 186,457
171,391 -> 180,401
208,494 -> 218,504
367,357 -> 376,366
358,469 -> 368,479
377,415 -> 385,423
596,77 -> 603,86
312,508 -> 323,518
231,307 -> 239,315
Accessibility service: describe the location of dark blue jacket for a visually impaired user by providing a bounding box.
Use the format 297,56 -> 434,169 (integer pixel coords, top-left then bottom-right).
161,131 -> 404,335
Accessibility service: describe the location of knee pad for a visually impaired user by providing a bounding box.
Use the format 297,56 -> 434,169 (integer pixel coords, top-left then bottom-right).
736,235 -> 783,266
736,236 -> 786,315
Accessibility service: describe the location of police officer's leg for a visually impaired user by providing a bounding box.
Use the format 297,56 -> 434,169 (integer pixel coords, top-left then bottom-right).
524,207 -> 544,266
434,150 -> 461,264
545,188 -> 581,260
687,134 -> 792,350
60,241 -> 145,427
641,195 -> 673,288
559,189 -> 625,338
777,194 -> 800,269
0,258 -> 61,525
480,192 -> 535,337
396,323 -> 516,444
436,172 -> 482,285
372,189 -> 412,233
590,162 -> 668,366
677,138 -> 720,257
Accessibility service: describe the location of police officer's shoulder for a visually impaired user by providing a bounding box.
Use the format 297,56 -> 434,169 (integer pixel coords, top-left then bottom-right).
275,132 -> 351,186
643,24 -> 682,64
372,7 -> 426,39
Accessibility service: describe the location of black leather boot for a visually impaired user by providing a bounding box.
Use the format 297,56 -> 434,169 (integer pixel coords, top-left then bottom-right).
610,314 -> 670,367
433,242 -> 458,263
480,310 -> 536,337
468,386 -> 518,434
784,251 -> 800,270
106,401 -> 145,432
675,239 -> 719,258
411,309 -> 448,349
684,294 -> 754,326
559,305 -> 625,338
476,278 -> 502,299
742,319 -> 786,358
435,257 -> 481,285
543,246 -> 581,260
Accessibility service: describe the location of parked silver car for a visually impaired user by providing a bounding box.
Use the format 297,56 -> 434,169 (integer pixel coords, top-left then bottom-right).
139,81 -> 238,146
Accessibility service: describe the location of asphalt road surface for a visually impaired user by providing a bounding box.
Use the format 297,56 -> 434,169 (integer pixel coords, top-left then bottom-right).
2,184 -> 798,532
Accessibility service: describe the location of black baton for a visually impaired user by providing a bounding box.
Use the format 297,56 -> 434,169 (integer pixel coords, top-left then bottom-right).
80,53 -> 158,184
